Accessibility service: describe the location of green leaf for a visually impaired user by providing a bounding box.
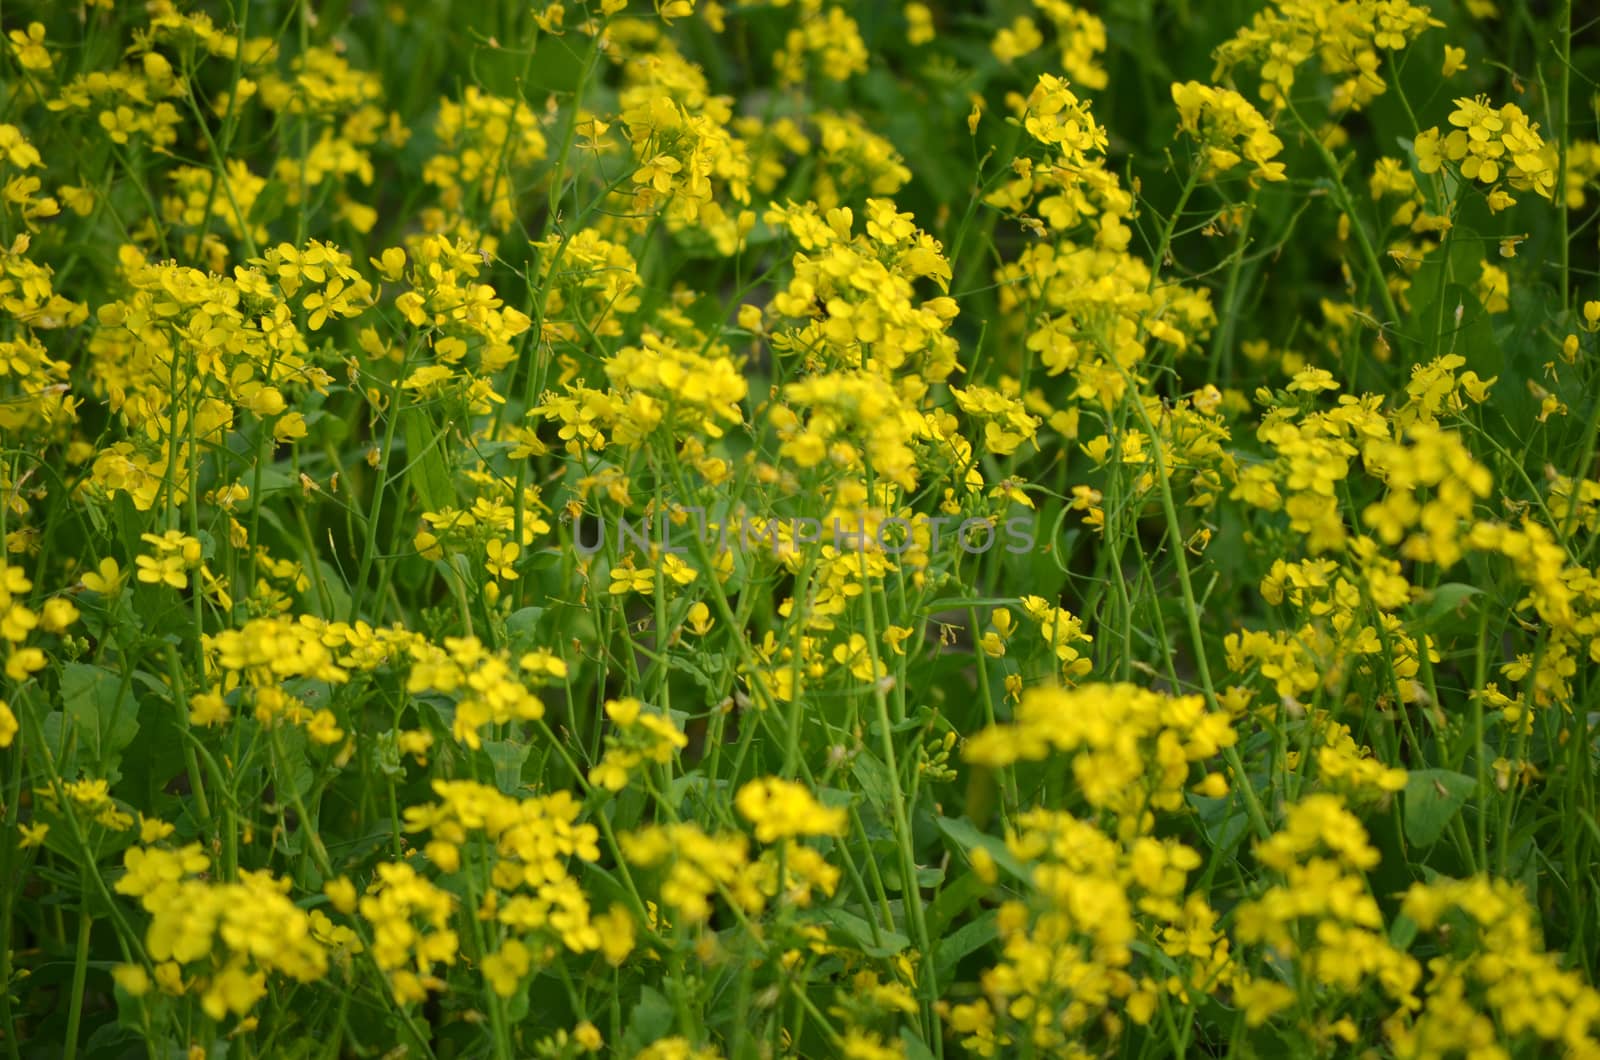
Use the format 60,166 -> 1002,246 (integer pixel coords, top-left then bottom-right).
626,986 -> 675,1045
401,406 -> 453,512
503,973 -> 533,1024
925,869 -> 986,941
934,909 -> 998,985
60,663 -> 140,775
1412,583 -> 1482,633
934,815 -> 1029,883
504,606 -> 547,655
883,861 -> 945,892
1404,769 -> 1477,848
852,750 -> 895,813
816,907 -> 910,958
1189,792 -> 1251,861
484,740 -> 530,793
1389,913 -> 1419,951
85,1017 -> 143,1055
311,560 -> 353,619
899,1028 -> 938,1060
274,725 -> 315,800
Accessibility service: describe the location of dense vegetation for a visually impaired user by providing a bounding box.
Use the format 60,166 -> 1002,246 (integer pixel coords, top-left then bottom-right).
2,0 -> 1600,1056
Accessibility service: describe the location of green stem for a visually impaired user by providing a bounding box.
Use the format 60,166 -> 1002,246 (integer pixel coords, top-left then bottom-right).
1287,102 -> 1405,363
1556,0 -> 1573,309
348,341 -> 413,621
265,727 -> 439,1059
61,897 -> 93,1060
852,548 -> 942,1051
1111,365 -> 1273,842
1207,186 -> 1259,386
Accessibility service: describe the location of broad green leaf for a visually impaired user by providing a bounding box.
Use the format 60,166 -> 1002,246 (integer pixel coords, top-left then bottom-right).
484,740 -> 530,793
899,1029 -> 938,1060
274,725 -> 316,800
504,606 -> 547,655
925,869 -> 986,941
627,986 -> 675,1045
401,406 -> 453,512
1389,913 -> 1419,951
852,749 -> 895,813
816,906 -> 910,958
60,663 -> 139,775
934,909 -> 998,985
1404,769 -> 1477,847
934,815 -> 1029,883
1413,583 -> 1482,632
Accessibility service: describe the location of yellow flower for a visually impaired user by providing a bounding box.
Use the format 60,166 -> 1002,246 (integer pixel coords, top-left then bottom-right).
485,538 -> 520,581
7,23 -> 50,73
656,0 -> 694,22
991,17 -> 1043,64
138,815 -> 174,844
685,601 -> 713,635
6,648 -> 45,682
1414,127 -> 1443,173
200,961 -> 267,1021
40,598 -> 78,633
482,939 -> 531,997
80,557 -> 124,596
881,624 -> 913,655
371,246 -> 406,282
660,554 -> 697,586
1287,367 -> 1340,393
905,3 -> 934,45
189,692 -> 230,728
306,709 -> 344,745
734,777 -> 848,843
831,633 -> 886,683
970,847 -> 998,885
112,964 -> 151,997
574,1021 -> 603,1051
397,728 -> 434,765
325,877 -> 358,915
1477,262 -> 1510,313
135,532 -> 202,590
609,564 -> 655,595
154,963 -> 184,996
1170,81 -> 1287,185
596,904 -> 636,966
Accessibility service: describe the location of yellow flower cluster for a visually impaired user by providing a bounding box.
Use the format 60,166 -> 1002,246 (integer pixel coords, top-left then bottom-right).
1171,82 -> 1287,186
965,683 -> 1234,830
1215,0 -> 1441,113
6,1 -> 1600,1056
620,823 -> 763,925
116,845 -> 330,1020
1416,96 -> 1558,211
590,697 -> 690,791
734,776 -> 848,842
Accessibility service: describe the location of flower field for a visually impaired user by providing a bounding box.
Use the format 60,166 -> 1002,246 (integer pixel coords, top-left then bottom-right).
3,0 -> 1600,1055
